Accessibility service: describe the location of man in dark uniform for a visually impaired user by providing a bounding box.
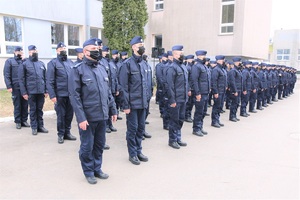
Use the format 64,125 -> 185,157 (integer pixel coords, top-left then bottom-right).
257,63 -> 267,109
161,51 -> 173,130
266,65 -> 273,105
166,45 -> 188,149
3,46 -> 30,129
211,55 -> 227,128
191,50 -> 210,136
240,61 -> 252,117
155,53 -> 168,118
249,62 -> 259,113
142,54 -> 153,139
109,50 -> 122,120
46,42 -> 77,144
228,57 -> 243,122
18,45 -> 48,135
225,61 -> 234,110
115,51 -> 128,113
74,48 -> 83,64
119,36 -> 149,165
184,54 -> 195,123
100,45 -> 118,134
68,38 -> 117,184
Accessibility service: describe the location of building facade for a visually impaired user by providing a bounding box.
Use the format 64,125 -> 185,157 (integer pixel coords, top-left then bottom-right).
269,29 -> 300,70
0,0 -> 103,89
144,0 -> 272,61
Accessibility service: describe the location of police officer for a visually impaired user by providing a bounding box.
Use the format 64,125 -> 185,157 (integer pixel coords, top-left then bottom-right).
166,45 -> 188,149
161,51 -> 173,130
142,54 -> 153,139
271,65 -> 278,102
240,61 -> 252,117
155,53 -> 168,118
184,54 -> 195,123
256,63 -> 267,110
3,46 -> 30,129
249,62 -> 259,113
225,61 -> 234,110
47,42 -> 77,144
116,51 -> 128,113
74,48 -> 83,64
100,45 -> 118,134
211,55 -> 227,128
191,50 -> 210,136
18,45 -> 48,135
118,36 -> 149,165
68,38 -> 117,184
109,50 -> 122,120
228,57 -> 243,122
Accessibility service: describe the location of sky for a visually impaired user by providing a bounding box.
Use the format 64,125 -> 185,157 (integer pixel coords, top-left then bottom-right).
271,0 -> 300,36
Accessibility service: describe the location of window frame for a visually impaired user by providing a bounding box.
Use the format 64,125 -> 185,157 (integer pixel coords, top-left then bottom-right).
50,23 -> 81,58
276,49 -> 290,61
220,0 -> 235,35
0,15 -> 24,57
154,0 -> 164,11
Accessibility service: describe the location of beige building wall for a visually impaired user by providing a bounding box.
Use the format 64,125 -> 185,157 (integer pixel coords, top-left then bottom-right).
145,0 -> 271,60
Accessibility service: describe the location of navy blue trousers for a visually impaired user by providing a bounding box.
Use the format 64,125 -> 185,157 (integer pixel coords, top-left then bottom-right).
169,102 -> 185,143
229,92 -> 241,119
211,93 -> 225,124
192,94 -> 208,132
79,120 -> 106,177
12,88 -> 28,124
55,97 -> 73,137
28,94 -> 45,129
126,109 -> 146,157
249,90 -> 257,111
240,91 -> 250,114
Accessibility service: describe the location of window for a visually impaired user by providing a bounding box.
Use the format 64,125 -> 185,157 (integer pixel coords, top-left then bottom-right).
51,23 -> 81,57
90,28 -> 99,38
276,49 -> 290,61
155,0 -> 164,11
51,23 -> 64,44
220,0 -> 235,34
0,16 -> 23,55
154,35 -> 162,48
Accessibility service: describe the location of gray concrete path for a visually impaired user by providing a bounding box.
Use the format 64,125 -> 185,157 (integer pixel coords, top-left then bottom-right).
0,86 -> 299,199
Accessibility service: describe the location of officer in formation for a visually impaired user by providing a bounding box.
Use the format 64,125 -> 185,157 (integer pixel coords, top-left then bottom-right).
240,61 -> 252,117
3,46 -> 30,129
118,36 -> 149,165
46,42 -> 77,144
18,45 -> 49,135
211,55 -> 227,128
74,48 -> 83,64
191,50 -> 210,136
166,45 -> 188,149
184,55 -> 195,123
100,45 -> 118,134
68,38 -> 117,184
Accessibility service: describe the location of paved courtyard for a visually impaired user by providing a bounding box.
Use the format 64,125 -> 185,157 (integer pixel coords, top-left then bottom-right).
0,86 -> 299,199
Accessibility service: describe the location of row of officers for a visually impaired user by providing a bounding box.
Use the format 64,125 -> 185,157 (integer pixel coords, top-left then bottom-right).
3,38 -> 297,184
155,48 -> 297,148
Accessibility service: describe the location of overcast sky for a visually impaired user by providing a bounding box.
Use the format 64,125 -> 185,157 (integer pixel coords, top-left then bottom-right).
271,0 -> 300,36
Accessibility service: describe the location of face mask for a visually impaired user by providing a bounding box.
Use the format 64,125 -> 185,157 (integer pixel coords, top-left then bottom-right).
183,61 -> 187,65
16,54 -> 22,59
89,50 -> 101,61
179,54 -> 184,62
105,54 -> 110,59
114,57 -> 119,62
137,46 -> 145,56
31,53 -> 38,61
191,61 -> 195,65
59,51 -> 67,60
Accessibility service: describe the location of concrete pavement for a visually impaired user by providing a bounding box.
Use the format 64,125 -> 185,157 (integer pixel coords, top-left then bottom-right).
0,86 -> 299,199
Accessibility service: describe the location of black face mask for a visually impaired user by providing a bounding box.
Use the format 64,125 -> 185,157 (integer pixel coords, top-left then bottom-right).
179,54 -> 185,62
31,53 -> 38,61
137,46 -> 145,56
16,54 -> 22,59
183,61 -> 187,65
191,61 -> 195,65
89,50 -> 101,61
105,54 -> 110,59
114,57 -> 119,62
59,51 -> 67,61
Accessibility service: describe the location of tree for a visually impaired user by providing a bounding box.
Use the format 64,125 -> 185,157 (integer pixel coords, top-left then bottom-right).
102,0 -> 148,54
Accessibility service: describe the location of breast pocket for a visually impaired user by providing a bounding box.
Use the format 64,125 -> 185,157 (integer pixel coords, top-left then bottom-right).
130,71 -> 140,82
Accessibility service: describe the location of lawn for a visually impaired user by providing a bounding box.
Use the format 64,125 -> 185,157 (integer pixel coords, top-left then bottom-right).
0,89 -> 54,118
